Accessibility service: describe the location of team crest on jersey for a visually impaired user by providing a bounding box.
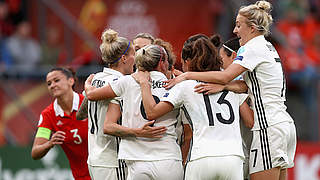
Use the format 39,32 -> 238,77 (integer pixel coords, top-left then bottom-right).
57,120 -> 63,126
237,46 -> 245,55
234,56 -> 243,61
163,92 -> 169,97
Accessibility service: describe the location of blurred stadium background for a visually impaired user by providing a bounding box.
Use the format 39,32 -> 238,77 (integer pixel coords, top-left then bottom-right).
0,0 -> 319,179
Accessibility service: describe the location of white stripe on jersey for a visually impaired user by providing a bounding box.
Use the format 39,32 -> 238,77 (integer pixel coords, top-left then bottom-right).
87,68 -> 123,167
109,71 -> 182,161
233,35 -> 294,130
162,80 -> 247,161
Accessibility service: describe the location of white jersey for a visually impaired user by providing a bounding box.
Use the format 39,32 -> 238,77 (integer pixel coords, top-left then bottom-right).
87,68 -> 123,167
109,71 -> 182,161
162,80 -> 247,161
233,35 -> 294,130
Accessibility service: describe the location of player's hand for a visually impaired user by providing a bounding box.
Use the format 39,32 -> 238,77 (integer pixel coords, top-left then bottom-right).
85,74 -> 94,87
164,72 -> 187,89
172,68 -> 183,76
137,120 -> 167,138
132,71 -> 150,85
194,83 -> 225,95
84,74 -> 95,94
49,131 -> 66,146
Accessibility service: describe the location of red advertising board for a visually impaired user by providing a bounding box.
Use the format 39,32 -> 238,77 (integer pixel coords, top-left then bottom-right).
288,142 -> 320,180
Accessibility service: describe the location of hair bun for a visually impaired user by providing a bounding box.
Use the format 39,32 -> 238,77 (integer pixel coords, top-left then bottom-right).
256,1 -> 272,13
210,34 -> 222,48
101,29 -> 118,43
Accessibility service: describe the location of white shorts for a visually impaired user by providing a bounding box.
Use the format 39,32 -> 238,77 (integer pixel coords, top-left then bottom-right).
249,121 -> 296,174
185,156 -> 244,180
126,159 -> 183,180
88,161 -> 127,180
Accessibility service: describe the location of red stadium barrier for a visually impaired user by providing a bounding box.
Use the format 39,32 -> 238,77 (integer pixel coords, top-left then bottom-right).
288,142 -> 320,180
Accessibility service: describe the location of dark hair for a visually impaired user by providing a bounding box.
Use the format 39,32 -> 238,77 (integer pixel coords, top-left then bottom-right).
182,34 -> 209,61
210,34 -> 222,48
48,67 -> 77,90
182,36 -> 222,72
154,38 -> 176,70
210,34 -> 240,57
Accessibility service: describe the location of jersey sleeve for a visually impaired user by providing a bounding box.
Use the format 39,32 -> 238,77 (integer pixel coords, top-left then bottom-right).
36,110 -> 54,139
238,93 -> 249,106
38,111 -> 53,129
233,46 -> 264,72
110,97 -> 121,105
161,83 -> 184,109
109,76 -> 128,97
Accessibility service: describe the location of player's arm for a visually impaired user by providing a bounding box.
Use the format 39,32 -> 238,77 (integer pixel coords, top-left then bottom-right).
132,71 -> 174,119
84,74 -> 117,101
31,128 -> 65,160
239,101 -> 254,129
165,63 -> 247,89
181,123 -> 192,166
103,103 -> 167,138
224,80 -> 248,93
76,97 -> 88,120
194,80 -> 248,94
139,80 -> 174,120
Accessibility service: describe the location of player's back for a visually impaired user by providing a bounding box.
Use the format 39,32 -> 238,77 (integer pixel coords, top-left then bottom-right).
164,80 -> 246,161
109,71 -> 182,161
235,35 -> 294,130
87,68 -> 123,167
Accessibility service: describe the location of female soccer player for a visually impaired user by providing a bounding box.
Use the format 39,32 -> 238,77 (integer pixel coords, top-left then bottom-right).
85,44 -> 183,180
209,34 -> 253,180
132,32 -> 155,52
133,36 -> 253,180
76,29 -> 166,180
166,1 -> 296,180
31,67 -> 90,180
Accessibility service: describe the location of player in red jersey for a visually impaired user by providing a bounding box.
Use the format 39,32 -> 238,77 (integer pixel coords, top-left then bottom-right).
31,67 -> 91,180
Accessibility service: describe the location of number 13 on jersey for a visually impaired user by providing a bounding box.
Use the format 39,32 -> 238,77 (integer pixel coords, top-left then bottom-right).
203,91 -> 235,126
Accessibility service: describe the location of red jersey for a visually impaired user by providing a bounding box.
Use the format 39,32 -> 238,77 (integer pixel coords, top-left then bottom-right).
38,92 -> 90,180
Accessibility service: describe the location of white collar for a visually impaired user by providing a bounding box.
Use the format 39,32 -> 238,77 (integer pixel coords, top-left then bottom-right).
150,71 -> 167,80
53,92 -> 80,117
103,67 -> 124,77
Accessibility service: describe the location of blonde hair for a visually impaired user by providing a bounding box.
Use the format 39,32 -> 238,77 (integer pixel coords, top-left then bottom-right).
239,0 -> 273,35
100,29 -> 131,67
135,45 -> 168,71
133,33 -> 155,44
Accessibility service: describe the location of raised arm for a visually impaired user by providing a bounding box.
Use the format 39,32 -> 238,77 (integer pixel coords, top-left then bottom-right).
31,130 -> 65,160
194,80 -> 248,95
76,97 -> 88,120
84,74 -> 117,101
103,103 -> 167,138
165,63 -> 247,89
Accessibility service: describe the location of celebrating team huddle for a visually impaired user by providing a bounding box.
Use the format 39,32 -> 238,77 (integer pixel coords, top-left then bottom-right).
31,1 -> 296,180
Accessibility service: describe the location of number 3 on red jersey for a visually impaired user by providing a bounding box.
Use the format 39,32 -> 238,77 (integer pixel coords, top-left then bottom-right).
70,129 -> 82,144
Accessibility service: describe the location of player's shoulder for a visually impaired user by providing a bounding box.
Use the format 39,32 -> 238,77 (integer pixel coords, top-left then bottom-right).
171,80 -> 195,91
94,72 -> 115,81
41,102 -> 55,117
